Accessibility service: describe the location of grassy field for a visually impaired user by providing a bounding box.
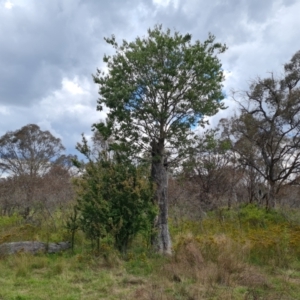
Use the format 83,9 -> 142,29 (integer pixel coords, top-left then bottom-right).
1,205 -> 300,299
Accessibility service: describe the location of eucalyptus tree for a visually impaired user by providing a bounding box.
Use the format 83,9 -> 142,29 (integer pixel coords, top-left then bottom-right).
93,25 -> 227,254
0,124 -> 73,217
182,129 -> 238,210
225,50 -> 300,209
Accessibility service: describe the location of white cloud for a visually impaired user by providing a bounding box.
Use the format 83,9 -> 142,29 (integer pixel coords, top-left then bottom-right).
61,78 -> 86,95
39,76 -> 97,118
4,1 -> 14,9
152,0 -> 179,9
0,75 -> 102,154
0,106 -> 10,115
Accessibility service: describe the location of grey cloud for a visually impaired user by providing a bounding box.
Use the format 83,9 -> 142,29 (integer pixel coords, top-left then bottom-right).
0,0 -> 300,156
152,0 -> 293,46
245,0 -> 277,22
0,0 -> 154,106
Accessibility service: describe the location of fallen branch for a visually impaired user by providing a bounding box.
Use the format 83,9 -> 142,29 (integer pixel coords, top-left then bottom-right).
0,241 -> 71,255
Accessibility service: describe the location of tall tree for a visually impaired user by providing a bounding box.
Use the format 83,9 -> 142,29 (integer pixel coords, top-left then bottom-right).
182,129 -> 239,210
219,117 -> 266,204
0,124 -> 72,217
225,50 -> 300,208
93,25 -> 227,254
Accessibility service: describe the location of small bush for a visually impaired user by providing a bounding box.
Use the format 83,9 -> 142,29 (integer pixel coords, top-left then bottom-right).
0,214 -> 22,228
238,204 -> 286,227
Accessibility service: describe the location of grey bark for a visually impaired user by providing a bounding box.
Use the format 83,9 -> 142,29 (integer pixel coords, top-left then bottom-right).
267,181 -> 276,209
151,139 -> 172,255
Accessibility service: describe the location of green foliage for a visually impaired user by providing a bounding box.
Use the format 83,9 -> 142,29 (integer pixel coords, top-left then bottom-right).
0,211 -> 68,248
0,214 -> 22,227
73,138 -> 156,254
94,24 -> 227,160
91,24 -> 227,254
102,160 -> 155,253
208,204 -> 287,229
237,204 -> 286,227
173,205 -> 300,269
73,160 -> 109,252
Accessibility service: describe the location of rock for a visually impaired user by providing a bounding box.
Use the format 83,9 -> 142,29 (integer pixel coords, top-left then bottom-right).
0,241 -> 71,255
47,241 -> 71,254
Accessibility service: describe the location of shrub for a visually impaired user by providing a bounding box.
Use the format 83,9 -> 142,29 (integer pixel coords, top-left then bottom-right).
73,144 -> 156,254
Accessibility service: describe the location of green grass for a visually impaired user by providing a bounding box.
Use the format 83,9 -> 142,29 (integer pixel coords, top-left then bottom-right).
0,253 -> 134,300
1,205 -> 300,299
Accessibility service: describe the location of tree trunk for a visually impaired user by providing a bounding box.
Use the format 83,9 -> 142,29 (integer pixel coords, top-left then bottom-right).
22,177 -> 34,219
151,140 -> 172,255
266,181 -> 276,210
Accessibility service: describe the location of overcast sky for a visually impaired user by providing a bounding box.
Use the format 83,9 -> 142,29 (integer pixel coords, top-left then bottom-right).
1,0 -> 299,156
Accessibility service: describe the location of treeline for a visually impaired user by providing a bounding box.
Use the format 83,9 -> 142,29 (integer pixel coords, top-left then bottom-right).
1,26 -> 300,255
0,124 -> 75,219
